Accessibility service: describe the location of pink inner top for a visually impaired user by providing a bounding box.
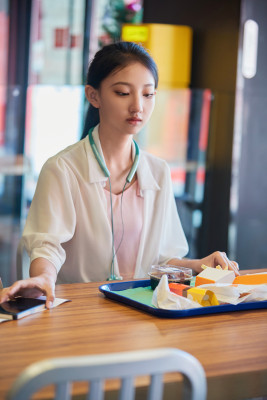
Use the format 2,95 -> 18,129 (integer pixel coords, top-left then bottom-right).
104,180 -> 143,279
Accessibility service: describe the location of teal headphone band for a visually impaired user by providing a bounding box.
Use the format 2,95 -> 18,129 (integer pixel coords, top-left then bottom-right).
127,140 -> 139,182
88,127 -> 140,182
88,127 -> 110,177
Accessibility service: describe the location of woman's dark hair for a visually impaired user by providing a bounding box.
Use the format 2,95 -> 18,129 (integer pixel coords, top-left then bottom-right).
81,41 -> 158,139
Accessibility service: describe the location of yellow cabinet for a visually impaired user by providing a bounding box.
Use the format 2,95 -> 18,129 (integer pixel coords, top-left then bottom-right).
122,23 -> 193,89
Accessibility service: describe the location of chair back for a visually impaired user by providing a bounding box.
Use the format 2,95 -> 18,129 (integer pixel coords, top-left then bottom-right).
7,348 -> 206,400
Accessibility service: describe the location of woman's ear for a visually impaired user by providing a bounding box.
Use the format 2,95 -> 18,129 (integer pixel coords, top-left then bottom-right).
85,85 -> 100,108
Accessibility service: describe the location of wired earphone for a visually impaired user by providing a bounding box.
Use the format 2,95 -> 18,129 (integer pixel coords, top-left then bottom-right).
88,127 -> 140,281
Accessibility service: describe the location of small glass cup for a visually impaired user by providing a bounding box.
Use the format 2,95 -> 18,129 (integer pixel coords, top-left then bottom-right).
148,264 -> 192,290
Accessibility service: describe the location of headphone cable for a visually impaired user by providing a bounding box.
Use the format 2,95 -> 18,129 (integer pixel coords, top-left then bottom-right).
108,179 -> 128,280
108,176 -> 116,280
113,180 -> 127,258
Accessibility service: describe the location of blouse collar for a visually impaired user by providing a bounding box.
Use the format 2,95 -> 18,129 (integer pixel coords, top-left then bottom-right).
86,125 -> 160,194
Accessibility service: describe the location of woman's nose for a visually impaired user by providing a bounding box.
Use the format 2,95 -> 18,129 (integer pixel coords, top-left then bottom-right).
129,95 -> 143,113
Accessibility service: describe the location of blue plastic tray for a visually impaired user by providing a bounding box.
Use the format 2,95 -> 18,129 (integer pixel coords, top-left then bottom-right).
99,279 -> 267,318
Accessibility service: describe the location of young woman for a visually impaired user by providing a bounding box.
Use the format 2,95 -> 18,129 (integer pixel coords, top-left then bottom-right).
0,42 -> 239,308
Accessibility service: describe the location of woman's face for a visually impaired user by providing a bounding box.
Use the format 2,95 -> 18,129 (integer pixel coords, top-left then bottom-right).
87,62 -> 156,137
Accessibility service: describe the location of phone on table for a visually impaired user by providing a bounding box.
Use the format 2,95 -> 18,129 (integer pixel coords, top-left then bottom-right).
0,297 -> 46,320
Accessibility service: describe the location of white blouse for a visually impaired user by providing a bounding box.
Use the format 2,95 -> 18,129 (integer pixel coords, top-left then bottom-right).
22,125 -> 189,283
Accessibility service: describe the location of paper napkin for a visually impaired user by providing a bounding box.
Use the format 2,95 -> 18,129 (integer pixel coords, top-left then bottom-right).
152,274 -> 201,310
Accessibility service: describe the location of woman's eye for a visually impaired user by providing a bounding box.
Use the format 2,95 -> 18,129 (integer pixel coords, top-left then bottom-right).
115,91 -> 129,96
144,93 -> 154,98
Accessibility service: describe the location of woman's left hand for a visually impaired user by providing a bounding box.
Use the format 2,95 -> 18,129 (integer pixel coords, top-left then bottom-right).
197,251 -> 239,276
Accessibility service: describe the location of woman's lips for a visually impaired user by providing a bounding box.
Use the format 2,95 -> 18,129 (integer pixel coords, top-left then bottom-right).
127,118 -> 142,125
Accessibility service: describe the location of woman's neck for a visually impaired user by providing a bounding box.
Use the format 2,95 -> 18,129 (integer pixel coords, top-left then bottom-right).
98,124 -> 133,172
98,124 -> 136,194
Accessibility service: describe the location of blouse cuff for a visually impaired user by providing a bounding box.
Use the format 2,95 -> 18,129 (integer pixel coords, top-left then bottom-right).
30,247 -> 64,273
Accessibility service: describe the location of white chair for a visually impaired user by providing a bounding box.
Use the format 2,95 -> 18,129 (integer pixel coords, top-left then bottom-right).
7,348 -> 207,400
16,238 -> 30,280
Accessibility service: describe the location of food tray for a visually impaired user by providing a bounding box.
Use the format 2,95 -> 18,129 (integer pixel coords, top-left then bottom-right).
99,279 -> 267,318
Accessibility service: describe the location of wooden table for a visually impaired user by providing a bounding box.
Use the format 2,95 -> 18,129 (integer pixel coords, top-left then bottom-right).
1,270 -> 267,400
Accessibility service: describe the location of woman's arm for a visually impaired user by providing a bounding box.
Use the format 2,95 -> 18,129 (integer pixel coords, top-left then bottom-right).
0,258 -> 57,309
168,251 -> 239,276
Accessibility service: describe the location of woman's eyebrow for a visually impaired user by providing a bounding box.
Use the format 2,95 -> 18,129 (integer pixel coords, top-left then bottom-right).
111,81 -> 154,87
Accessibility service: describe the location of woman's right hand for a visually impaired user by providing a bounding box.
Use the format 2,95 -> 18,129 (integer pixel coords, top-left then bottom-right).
0,274 -> 55,309
0,257 -> 57,309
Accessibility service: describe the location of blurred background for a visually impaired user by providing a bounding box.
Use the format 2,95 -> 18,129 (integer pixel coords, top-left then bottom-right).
0,0 -> 267,286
